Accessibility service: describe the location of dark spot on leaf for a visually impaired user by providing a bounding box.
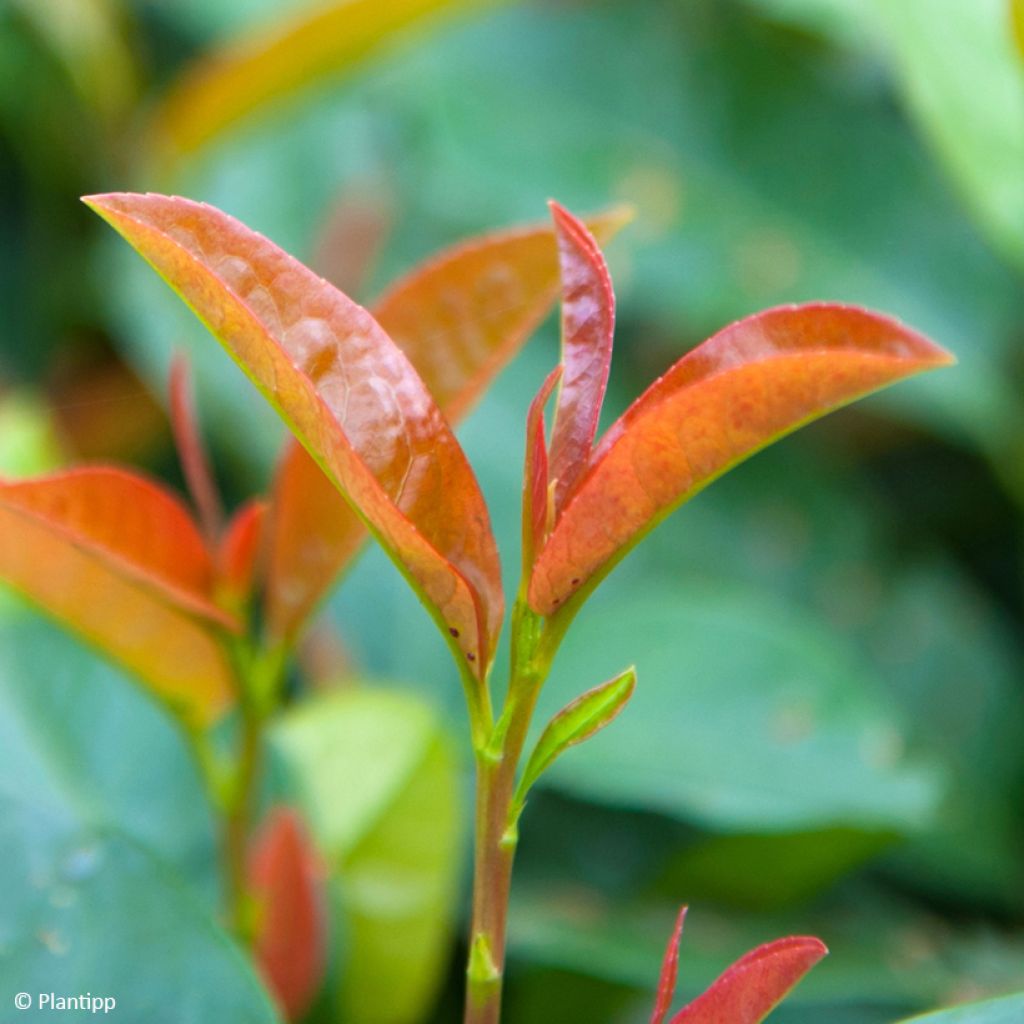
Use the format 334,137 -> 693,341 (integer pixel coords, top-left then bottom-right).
571,578 -> 580,586
449,627 -> 460,638
466,652 -> 476,662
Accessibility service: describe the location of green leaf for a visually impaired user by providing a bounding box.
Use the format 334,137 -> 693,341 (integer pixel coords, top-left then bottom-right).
0,615 -> 278,1022
871,0 -> 1024,272
899,994 -> 1024,1024
538,583 -> 941,836
515,667 -> 636,810
272,689 -> 461,1024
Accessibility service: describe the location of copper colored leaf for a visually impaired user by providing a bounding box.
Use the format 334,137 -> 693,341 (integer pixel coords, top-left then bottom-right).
264,206 -> 630,645
529,304 -> 953,616
217,499 -> 267,607
546,201 -> 616,515
85,192 -> 502,676
669,936 -> 827,1024
522,366 -> 561,577
0,467 -> 235,723
249,807 -> 327,1022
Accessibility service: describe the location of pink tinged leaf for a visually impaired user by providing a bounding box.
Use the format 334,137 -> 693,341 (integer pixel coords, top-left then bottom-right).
650,907 -> 688,1024
669,936 -> 827,1024
169,351 -> 223,543
261,206 -> 632,645
0,467 -> 236,723
84,192 -> 503,677
217,498 -> 267,608
546,201 -> 616,515
249,807 -> 327,1022
529,303 -> 954,615
522,366 -> 562,577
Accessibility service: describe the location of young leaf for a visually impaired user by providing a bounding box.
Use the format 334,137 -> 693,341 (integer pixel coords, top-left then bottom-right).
546,201 -> 616,515
522,367 -> 561,577
650,907 -> 687,1024
217,499 -> 267,609
249,807 -> 327,1022
669,935 -> 827,1023
529,304 -> 954,616
84,192 -> 503,677
0,467 -> 235,723
514,667 -> 635,806
647,908 -> 826,1024
263,206 -> 631,645
169,352 -> 223,543
151,0 -> 494,157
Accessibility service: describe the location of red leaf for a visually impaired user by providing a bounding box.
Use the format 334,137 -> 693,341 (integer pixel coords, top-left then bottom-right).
522,367 -> 561,578
85,192 -> 503,676
529,303 -> 953,615
169,352 -> 223,543
650,907 -> 688,1024
217,498 -> 267,607
669,936 -> 827,1024
546,201 -> 616,515
0,467 -> 235,723
263,206 -> 631,645
249,808 -> 327,1022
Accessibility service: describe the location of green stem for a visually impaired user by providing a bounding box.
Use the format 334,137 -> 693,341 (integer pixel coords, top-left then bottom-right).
463,602 -> 550,1024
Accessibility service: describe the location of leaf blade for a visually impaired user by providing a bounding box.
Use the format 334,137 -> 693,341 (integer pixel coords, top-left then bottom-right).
85,192 -> 502,676
529,303 -> 953,615
0,467 -> 234,723
669,935 -> 827,1024
547,201 -> 616,514
264,207 -> 630,645
516,666 -> 636,803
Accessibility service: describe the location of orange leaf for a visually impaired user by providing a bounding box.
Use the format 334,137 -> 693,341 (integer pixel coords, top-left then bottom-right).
0,467 -> 235,724
264,206 -> 631,644
650,907 -> 687,1024
217,498 -> 268,609
85,192 -> 502,677
530,303 -> 953,616
249,808 -> 327,1022
522,366 -> 561,578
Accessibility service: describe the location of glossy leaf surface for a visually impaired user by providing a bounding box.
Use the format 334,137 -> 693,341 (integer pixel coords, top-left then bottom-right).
516,666 -> 635,804
152,0 -> 494,156
546,201 -> 616,514
85,192 -> 502,676
274,689 -> 461,1024
0,468 -> 234,724
249,808 -> 327,1022
529,304 -> 953,615
650,908 -> 687,1024
265,207 -> 630,644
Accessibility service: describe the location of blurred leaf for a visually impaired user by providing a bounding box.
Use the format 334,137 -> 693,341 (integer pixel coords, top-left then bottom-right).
152,0 -> 498,157
871,0 -> 1024,272
249,808 -> 328,1022
0,616 -> 275,1021
273,689 -> 461,1024
539,583 -> 941,835
0,391 -> 64,476
899,994 -> 1024,1024
12,0 -> 136,124
0,468 -> 235,725
87,192 -> 503,679
530,305 -> 952,618
1014,0 -> 1024,59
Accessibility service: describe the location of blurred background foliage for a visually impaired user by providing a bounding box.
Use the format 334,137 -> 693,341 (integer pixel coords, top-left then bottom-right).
2,0 -> 1024,1021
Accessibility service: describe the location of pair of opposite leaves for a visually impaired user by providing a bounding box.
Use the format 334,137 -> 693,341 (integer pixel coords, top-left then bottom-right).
251,808 -> 827,1023
0,191 -> 951,729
